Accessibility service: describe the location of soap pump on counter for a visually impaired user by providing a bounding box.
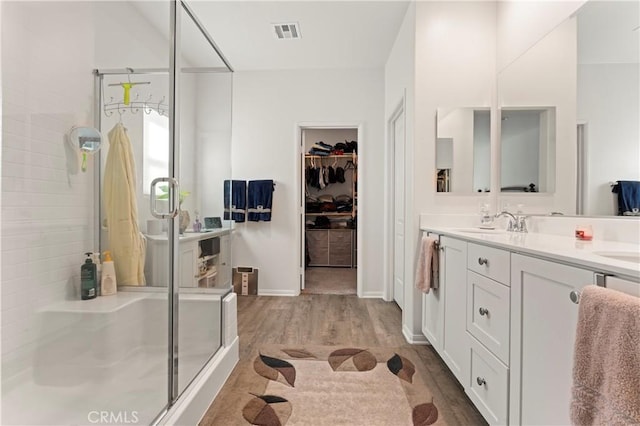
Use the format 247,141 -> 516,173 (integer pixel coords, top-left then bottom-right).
101,251 -> 117,296
81,252 -> 97,300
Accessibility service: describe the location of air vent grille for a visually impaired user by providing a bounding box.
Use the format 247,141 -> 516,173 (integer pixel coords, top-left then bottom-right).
273,23 -> 301,39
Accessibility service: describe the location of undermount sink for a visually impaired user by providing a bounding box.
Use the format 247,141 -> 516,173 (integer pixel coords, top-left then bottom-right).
451,227 -> 507,235
593,251 -> 640,264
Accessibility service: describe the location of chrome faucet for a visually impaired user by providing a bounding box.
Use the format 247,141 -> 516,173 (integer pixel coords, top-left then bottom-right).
495,211 -> 528,233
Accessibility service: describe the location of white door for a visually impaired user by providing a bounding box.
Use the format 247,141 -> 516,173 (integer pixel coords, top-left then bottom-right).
393,110 -> 405,309
510,254 -> 594,425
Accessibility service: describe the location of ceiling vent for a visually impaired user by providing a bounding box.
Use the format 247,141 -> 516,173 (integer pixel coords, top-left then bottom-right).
273,23 -> 301,40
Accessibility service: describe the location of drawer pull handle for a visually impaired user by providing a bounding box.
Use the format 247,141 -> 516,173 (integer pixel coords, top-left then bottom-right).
478,307 -> 489,316
478,257 -> 489,266
477,377 -> 486,386
569,290 -> 580,304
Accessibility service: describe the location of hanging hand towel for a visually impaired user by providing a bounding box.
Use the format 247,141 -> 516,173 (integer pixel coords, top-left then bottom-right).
224,180 -> 247,222
571,285 -> 640,425
247,180 -> 274,222
612,180 -> 640,215
415,235 -> 439,293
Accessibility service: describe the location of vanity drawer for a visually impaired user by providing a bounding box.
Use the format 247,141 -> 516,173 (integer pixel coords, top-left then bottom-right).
467,243 -> 510,285
467,336 -> 509,425
467,271 -> 510,364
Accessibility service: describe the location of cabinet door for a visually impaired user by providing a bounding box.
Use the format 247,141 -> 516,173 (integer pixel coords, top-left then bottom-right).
218,234 -> 231,288
441,236 -> 469,385
422,233 -> 444,352
180,241 -> 198,288
510,254 -> 594,426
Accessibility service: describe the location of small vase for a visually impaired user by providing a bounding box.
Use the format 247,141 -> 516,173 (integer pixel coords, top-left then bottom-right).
179,210 -> 190,234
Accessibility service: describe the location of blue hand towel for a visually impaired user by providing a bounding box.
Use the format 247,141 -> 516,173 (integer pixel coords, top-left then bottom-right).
612,181 -> 640,215
223,180 -> 246,222
247,180 -> 274,222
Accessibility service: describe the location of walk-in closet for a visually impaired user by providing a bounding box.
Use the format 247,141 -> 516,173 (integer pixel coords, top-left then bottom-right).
302,128 -> 358,294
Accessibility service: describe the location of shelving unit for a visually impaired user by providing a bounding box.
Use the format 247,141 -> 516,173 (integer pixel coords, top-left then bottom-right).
304,152 -> 357,219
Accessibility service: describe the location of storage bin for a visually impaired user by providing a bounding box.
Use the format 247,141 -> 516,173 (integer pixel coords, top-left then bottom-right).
232,267 -> 258,295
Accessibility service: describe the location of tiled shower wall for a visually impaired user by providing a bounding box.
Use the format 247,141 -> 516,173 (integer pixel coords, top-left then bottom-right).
1,2 -> 96,375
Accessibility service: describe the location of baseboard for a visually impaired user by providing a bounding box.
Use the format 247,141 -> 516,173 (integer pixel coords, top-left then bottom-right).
159,337 -> 240,425
402,324 -> 429,345
359,291 -> 384,299
257,289 -> 298,297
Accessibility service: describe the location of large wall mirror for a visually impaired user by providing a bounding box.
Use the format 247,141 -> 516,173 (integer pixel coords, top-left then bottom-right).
576,0 -> 639,216
435,107 -> 491,193
498,0 -> 639,216
500,107 -> 556,193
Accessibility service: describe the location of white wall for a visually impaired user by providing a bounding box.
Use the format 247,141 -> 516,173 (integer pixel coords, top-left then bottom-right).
0,0 -> 172,380
231,69 -> 384,297
579,63 -> 640,216
474,110 -> 491,192
1,1 -> 96,377
384,3 -> 416,336
500,110 -> 541,189
437,108 -> 475,192
196,73 -> 233,221
497,0 -> 586,71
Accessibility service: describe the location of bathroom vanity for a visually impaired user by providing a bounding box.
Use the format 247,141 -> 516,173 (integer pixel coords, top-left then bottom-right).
420,226 -> 640,425
145,229 -> 232,289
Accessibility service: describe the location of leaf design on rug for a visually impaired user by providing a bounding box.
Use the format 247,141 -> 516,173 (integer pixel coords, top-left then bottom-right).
387,353 -> 416,383
412,399 -> 439,426
281,349 -> 316,359
328,348 -> 377,372
242,394 -> 292,426
254,354 -> 296,387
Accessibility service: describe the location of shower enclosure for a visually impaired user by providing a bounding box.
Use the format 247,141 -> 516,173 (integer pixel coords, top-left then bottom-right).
1,1 -> 236,425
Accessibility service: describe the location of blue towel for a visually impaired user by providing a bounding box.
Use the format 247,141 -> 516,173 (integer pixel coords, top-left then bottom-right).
612,181 -> 640,215
247,180 -> 274,222
223,180 -> 246,222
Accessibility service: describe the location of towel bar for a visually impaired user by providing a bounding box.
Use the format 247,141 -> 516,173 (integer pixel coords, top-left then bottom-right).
570,275 -> 609,304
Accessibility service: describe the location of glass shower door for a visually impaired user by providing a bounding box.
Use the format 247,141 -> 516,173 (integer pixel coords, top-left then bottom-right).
174,3 -> 234,396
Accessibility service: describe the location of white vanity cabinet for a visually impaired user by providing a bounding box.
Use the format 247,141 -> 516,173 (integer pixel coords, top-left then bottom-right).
440,236 -> 469,385
509,254 -> 594,426
422,232 -> 445,353
145,230 -> 231,288
421,235 -> 469,385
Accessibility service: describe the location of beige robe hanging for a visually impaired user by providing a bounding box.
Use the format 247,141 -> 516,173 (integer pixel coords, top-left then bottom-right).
104,123 -> 146,286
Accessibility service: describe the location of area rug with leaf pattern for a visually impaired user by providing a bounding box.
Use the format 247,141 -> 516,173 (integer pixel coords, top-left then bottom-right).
204,345 -> 448,426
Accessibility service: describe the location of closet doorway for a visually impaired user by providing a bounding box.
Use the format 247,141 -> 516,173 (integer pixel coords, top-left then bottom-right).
299,125 -> 361,295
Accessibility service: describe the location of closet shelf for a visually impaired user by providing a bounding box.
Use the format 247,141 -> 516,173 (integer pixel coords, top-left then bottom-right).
304,154 -> 357,159
305,212 -> 353,216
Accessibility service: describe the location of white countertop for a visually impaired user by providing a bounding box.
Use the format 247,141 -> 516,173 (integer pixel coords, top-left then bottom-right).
145,228 -> 230,243
420,226 -> 640,280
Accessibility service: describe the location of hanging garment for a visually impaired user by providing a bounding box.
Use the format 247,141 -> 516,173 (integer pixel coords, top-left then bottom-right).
247,180 -> 275,222
103,123 -> 146,286
224,180 -> 247,222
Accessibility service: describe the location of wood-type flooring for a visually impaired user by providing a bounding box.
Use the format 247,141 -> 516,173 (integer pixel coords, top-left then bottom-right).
200,294 -> 486,426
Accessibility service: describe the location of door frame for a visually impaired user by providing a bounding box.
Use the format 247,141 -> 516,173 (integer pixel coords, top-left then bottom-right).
296,122 -> 363,297
384,96 -> 406,303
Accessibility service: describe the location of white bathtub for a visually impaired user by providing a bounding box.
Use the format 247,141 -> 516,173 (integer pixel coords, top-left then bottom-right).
1,291 -> 238,426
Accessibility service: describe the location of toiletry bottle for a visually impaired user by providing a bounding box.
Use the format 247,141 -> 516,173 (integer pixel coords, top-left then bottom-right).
81,252 -> 97,300
193,211 -> 202,232
91,252 -> 102,296
101,251 -> 117,296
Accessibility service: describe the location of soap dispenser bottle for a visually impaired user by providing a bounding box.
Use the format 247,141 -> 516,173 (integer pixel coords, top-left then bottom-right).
81,252 -> 97,300
101,251 -> 117,296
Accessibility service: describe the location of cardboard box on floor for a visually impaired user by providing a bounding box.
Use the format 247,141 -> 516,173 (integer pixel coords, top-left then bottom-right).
232,267 -> 258,295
